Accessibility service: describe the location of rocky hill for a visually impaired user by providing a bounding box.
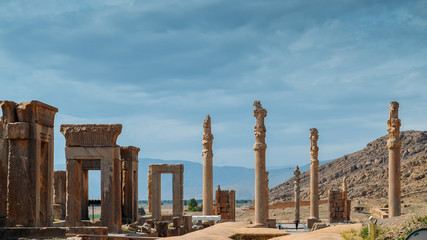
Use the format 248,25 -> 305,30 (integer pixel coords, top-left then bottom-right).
269,130 -> 427,202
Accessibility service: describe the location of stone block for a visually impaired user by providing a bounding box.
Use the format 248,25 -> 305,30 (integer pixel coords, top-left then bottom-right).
16,101 -> 58,127
60,124 -> 122,147
5,122 -> 30,139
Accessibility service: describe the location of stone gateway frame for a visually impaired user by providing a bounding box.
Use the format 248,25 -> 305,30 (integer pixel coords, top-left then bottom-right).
148,164 -> 183,220
61,124 -> 122,233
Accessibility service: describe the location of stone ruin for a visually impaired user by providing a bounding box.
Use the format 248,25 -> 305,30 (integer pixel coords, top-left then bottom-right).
0,100 -> 57,227
121,146 -> 140,224
147,164 -> 184,220
53,170 -> 66,220
60,124 -> 123,233
328,177 -> 351,223
214,185 -> 236,222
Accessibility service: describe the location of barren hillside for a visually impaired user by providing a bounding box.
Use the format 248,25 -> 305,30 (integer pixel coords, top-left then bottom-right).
269,130 -> 427,202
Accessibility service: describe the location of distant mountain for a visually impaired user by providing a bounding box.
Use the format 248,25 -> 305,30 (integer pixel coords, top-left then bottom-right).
269,130 -> 427,202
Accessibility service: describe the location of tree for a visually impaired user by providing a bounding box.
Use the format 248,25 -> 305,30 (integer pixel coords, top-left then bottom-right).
187,198 -> 198,212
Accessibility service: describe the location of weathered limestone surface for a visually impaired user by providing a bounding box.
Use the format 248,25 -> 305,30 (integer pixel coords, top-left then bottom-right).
294,165 -> 301,224
214,185 -> 236,222
121,146 -> 140,224
61,124 -> 122,233
253,100 -> 267,227
53,171 -> 66,220
0,100 -> 57,227
264,171 -> 269,219
387,101 -> 401,217
202,115 -> 214,216
308,128 -> 320,228
148,164 -> 184,220
328,177 -> 351,223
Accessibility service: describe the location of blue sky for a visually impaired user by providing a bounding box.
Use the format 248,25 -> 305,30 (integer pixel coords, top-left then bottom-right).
1,0 -> 426,169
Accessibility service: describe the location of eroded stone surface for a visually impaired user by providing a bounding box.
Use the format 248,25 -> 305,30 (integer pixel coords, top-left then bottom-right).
60,124 -> 122,147
214,185 -> 235,222
61,124 -> 122,233
308,128 -> 320,225
120,146 -> 140,224
253,100 -> 267,227
148,164 -> 184,220
0,100 -> 57,227
387,101 -> 402,217
202,115 -> 214,216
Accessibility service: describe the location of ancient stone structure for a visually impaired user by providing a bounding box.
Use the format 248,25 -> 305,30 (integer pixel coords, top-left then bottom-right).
214,185 -> 235,222
328,177 -> 351,223
202,115 -> 214,216
120,146 -> 140,224
61,124 -> 122,233
53,171 -> 66,220
0,100 -> 57,227
264,171 -> 269,220
253,100 -> 267,227
308,128 -> 320,229
148,164 -> 184,220
387,101 -> 401,217
294,165 -> 301,227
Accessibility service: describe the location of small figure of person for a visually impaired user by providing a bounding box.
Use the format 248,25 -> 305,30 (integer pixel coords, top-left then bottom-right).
294,220 -> 299,230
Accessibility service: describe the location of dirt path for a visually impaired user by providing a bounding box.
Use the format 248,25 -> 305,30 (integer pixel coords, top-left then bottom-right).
270,224 -> 363,240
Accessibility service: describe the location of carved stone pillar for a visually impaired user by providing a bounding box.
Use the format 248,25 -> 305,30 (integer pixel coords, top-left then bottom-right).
294,166 -> 300,224
308,128 -> 319,226
253,101 -> 267,227
387,101 -> 401,217
202,115 -> 214,216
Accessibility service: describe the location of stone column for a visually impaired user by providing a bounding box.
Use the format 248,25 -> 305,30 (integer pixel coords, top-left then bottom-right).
202,115 -> 214,216
172,164 -> 184,216
66,159 -> 82,227
150,169 -> 161,220
53,171 -> 66,220
0,101 -> 17,227
253,100 -> 267,227
264,171 -> 269,219
121,146 -> 140,223
294,165 -> 301,224
308,128 -> 319,224
387,101 -> 401,217
81,170 -> 89,220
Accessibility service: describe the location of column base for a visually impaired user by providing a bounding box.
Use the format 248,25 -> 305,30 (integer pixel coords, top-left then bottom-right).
250,222 -> 267,228
307,217 -> 320,229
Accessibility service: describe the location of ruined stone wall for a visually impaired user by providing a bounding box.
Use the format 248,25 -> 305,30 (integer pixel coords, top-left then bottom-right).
214,185 -> 235,222
328,189 -> 350,223
0,100 -> 57,227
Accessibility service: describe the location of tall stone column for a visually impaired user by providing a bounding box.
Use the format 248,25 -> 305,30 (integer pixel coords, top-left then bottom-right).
253,101 -> 267,227
387,101 -> 401,217
308,128 -> 319,225
202,115 -> 214,216
294,166 -> 300,224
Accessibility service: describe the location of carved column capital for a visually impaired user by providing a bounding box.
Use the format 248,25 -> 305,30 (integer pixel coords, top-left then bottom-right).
387,101 -> 401,150
253,101 -> 267,152
309,128 -> 319,160
202,114 -> 214,158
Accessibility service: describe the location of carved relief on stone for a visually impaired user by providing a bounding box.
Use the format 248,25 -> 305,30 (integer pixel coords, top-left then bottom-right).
253,101 -> 267,151
309,128 -> 319,162
202,114 -> 214,158
387,101 -> 401,149
294,165 -> 300,188
60,124 -> 122,147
